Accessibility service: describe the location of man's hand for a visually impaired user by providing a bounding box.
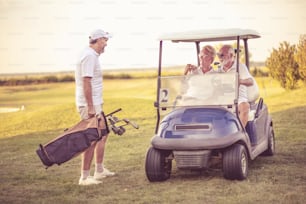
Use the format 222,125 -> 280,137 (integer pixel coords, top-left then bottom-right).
87,105 -> 96,118
184,64 -> 197,75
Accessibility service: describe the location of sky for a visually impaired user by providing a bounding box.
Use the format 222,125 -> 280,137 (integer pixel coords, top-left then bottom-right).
0,0 -> 305,74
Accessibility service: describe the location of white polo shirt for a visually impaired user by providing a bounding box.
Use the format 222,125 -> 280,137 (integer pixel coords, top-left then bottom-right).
75,47 -> 103,107
220,62 -> 252,104
190,66 -> 216,75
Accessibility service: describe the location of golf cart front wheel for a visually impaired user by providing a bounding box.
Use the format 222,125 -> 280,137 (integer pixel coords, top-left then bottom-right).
145,147 -> 172,182
223,144 -> 248,180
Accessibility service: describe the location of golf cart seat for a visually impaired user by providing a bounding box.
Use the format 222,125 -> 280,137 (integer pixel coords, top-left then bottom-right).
247,77 -> 259,103
246,98 -> 264,145
246,77 -> 260,121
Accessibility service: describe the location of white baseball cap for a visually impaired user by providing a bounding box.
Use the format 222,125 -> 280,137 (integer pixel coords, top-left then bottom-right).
89,29 -> 112,40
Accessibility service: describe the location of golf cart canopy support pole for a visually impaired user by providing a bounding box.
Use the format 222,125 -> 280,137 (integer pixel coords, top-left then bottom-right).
155,40 -> 163,134
158,40 -> 163,77
244,39 -> 249,68
235,36 -> 246,131
196,41 -> 200,66
236,36 -> 240,74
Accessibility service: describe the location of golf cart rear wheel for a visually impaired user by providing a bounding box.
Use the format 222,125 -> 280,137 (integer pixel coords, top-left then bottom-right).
223,144 -> 248,180
262,125 -> 275,156
145,147 -> 172,182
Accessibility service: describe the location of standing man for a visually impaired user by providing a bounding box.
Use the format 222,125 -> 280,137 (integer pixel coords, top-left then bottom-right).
75,29 -> 115,186
184,45 -> 216,75
217,45 -> 255,127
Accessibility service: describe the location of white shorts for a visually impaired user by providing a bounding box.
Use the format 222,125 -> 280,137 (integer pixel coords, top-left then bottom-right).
77,105 -> 102,120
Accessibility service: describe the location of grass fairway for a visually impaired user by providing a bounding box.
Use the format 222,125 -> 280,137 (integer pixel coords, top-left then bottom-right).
0,77 -> 305,204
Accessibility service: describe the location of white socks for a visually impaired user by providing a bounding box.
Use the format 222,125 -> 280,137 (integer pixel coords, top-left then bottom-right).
81,164 -> 104,179
81,170 -> 90,180
95,163 -> 104,173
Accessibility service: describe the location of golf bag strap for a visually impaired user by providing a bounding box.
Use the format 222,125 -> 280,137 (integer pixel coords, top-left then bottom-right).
96,112 -> 110,139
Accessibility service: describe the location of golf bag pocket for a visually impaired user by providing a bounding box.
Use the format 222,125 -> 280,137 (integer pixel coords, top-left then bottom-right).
36,113 -> 109,168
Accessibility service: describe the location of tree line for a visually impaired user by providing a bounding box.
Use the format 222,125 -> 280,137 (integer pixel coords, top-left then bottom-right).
0,73 -> 136,86
0,75 -> 75,86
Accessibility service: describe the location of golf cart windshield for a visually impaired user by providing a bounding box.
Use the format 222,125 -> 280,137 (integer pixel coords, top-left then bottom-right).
158,72 -> 238,109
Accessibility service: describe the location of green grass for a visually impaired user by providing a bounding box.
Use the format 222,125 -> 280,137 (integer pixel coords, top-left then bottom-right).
0,76 -> 305,204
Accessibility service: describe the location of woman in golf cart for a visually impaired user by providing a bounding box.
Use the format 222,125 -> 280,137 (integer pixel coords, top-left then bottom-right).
184,45 -> 217,75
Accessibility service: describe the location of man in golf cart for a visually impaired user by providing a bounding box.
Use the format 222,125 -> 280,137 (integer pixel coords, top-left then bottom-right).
217,44 -> 258,127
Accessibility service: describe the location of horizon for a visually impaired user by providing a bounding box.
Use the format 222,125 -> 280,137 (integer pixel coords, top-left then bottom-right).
0,61 -> 267,76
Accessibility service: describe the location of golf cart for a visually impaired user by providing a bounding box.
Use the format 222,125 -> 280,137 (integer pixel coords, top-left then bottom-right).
145,29 -> 275,181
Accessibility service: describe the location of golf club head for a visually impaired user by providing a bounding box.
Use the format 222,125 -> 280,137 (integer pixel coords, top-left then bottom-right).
106,108 -> 139,136
111,126 -> 126,136
123,118 -> 139,129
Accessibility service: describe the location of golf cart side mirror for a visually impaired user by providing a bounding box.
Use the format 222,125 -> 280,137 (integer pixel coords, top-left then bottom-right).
234,49 -> 241,54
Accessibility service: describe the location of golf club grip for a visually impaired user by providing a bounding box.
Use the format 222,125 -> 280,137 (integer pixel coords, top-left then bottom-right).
106,108 -> 122,117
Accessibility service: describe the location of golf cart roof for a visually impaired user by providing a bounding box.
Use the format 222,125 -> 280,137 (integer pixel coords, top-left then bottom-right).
158,28 -> 260,42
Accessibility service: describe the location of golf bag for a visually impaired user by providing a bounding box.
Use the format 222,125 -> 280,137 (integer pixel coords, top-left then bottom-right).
36,113 -> 109,168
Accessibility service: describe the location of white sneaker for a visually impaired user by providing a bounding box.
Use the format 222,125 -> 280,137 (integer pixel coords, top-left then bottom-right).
78,176 -> 102,186
94,168 -> 115,180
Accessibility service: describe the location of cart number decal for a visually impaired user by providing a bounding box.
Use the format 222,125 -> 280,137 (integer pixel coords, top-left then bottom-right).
160,89 -> 169,103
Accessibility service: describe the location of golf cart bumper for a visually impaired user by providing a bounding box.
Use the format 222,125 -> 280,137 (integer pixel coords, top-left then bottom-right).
151,131 -> 246,150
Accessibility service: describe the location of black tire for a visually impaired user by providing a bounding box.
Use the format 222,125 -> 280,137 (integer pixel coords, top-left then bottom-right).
145,147 -> 172,182
262,125 -> 275,156
223,144 -> 248,180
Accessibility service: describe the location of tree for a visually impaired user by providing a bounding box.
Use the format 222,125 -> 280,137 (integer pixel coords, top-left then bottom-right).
266,41 -> 299,89
295,35 -> 306,83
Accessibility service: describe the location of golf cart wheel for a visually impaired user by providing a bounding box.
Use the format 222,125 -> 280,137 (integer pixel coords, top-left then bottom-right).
262,125 -> 275,156
145,147 -> 172,182
223,144 -> 248,180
